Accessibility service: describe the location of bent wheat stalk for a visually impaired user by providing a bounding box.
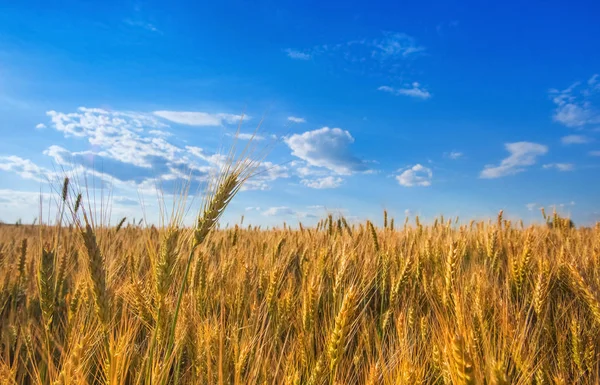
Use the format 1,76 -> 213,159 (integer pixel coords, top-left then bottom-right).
166,132 -> 263,359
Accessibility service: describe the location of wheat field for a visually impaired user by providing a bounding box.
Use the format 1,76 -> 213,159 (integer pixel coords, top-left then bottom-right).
0,176 -> 599,384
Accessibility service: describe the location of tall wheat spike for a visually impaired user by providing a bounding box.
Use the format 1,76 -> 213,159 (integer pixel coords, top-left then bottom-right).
37,247 -> 55,327
80,221 -> 110,326
328,286 -> 357,372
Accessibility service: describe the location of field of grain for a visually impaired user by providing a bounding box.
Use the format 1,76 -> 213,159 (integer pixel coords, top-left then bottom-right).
1,176 -> 599,384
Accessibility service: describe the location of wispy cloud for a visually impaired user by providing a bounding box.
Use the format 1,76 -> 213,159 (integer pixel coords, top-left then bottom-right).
124,18 -> 161,33
590,150 -> 600,156
371,32 -> 425,58
543,163 -> 575,171
526,203 -> 538,211
284,49 -> 311,60
285,31 -> 426,82
396,164 -> 432,187
561,134 -> 592,145
0,156 -> 48,182
301,176 -> 343,189
378,83 -> 431,99
480,142 -> 548,179
153,111 -> 246,126
35,123 -> 46,130
226,132 -> 264,141
549,74 -> 600,128
529,201 -> 576,213
287,116 -> 306,123
284,127 -> 368,175
444,151 -> 463,159
262,206 -> 316,218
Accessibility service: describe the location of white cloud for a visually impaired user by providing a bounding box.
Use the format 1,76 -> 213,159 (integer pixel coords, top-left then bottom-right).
526,203 -> 537,211
242,161 -> 290,191
404,209 -> 412,216
0,189 -> 47,206
112,196 -> 139,206
550,74 -> 600,128
153,111 -> 246,126
0,189 -> 52,223
35,123 -> 46,130
301,176 -> 343,189
287,116 -> 306,123
553,104 -> 595,127
0,156 -> 48,182
371,32 -> 425,58
296,166 -> 323,178
293,162 -> 331,179
378,82 -> 431,99
245,206 -> 261,211
561,134 -> 592,145
1,107 -> 285,193
543,163 -> 575,171
262,206 -> 295,216
590,150 -> 600,156
284,127 -> 367,175
148,129 -> 172,137
480,142 -> 548,179
396,164 -> 432,187
236,133 -> 264,141
262,206 -> 317,219
285,49 -> 311,60
224,132 -> 265,141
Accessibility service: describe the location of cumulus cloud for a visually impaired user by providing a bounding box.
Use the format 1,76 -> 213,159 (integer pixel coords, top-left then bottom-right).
284,127 -> 368,175
301,176 -> 343,189
550,74 -> 600,128
287,116 -> 306,123
378,82 -> 431,99
35,123 -> 46,130
242,161 -> 290,191
543,163 -> 575,171
480,142 -> 548,179
0,107 -> 287,195
285,49 -> 311,60
153,111 -> 246,126
561,135 -> 592,145
396,164 -> 432,187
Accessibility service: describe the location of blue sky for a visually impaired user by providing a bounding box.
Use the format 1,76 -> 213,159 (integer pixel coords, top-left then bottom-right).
1,0 -> 599,226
